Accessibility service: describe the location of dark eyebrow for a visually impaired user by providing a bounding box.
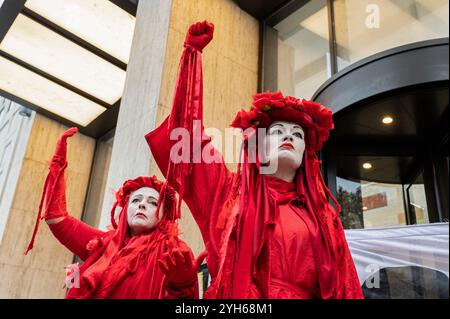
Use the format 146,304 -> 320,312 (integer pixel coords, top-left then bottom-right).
131,194 -> 158,201
293,125 -> 303,130
270,124 -> 283,128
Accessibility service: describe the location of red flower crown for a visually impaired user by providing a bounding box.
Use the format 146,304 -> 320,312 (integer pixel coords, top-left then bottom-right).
230,91 -> 334,151
115,176 -> 176,218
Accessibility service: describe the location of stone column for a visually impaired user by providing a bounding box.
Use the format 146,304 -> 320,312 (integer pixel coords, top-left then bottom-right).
99,0 -> 173,228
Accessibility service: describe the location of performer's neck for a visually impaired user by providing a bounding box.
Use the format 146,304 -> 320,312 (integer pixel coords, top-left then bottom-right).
267,168 -> 296,183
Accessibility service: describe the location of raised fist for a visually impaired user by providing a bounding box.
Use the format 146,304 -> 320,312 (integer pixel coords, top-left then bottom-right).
184,21 -> 214,52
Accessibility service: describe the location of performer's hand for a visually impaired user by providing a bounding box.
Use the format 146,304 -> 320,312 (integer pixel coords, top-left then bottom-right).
185,21 -> 214,52
52,127 -> 78,165
45,127 -> 77,220
158,248 -> 197,285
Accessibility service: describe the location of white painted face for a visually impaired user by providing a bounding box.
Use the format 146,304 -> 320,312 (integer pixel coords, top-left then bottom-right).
265,121 -> 306,173
126,187 -> 162,236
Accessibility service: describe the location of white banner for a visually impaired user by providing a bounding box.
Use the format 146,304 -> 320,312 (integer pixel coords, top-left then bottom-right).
345,223 -> 449,285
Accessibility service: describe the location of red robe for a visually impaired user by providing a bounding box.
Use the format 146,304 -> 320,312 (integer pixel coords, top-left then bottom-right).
48,214 -> 196,299
147,121 -> 362,298
267,176 -> 320,298
145,22 -> 363,298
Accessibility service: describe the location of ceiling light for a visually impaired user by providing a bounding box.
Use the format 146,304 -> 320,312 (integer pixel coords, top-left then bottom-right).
362,163 -> 372,170
382,116 -> 394,125
0,14 -> 126,105
25,0 -> 135,64
0,56 -> 106,126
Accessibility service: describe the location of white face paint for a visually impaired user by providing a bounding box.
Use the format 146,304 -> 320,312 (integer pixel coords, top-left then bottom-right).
265,121 -> 306,178
126,187 -> 162,236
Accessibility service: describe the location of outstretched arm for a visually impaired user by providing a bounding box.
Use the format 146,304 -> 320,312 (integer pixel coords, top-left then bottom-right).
146,21 -> 232,228
48,215 -> 105,261
25,128 -> 105,259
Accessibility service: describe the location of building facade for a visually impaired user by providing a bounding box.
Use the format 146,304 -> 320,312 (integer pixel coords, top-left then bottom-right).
0,0 -> 448,298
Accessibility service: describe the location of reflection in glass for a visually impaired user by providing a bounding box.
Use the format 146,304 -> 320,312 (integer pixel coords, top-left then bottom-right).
334,0 -> 450,70
360,181 -> 406,228
337,177 -> 364,229
408,184 -> 429,224
407,171 -> 429,224
274,0 -> 331,99
362,266 -> 449,299
337,177 -> 408,229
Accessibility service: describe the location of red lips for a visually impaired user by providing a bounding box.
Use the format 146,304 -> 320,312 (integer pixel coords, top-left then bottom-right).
279,142 -> 294,150
135,212 -> 147,219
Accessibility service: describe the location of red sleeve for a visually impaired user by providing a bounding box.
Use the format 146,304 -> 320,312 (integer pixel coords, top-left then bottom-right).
145,25 -> 231,231
48,215 -> 106,261
146,118 -> 232,230
339,240 -> 365,299
164,278 -> 198,299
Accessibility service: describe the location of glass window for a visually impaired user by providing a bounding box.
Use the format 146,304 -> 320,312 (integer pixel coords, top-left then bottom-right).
406,171 -> 430,224
360,181 -> 407,228
335,154 -> 432,229
408,184 -> 429,224
337,176 -> 407,229
334,0 -> 450,70
336,177 -> 364,229
274,0 -> 332,99
362,266 -> 449,299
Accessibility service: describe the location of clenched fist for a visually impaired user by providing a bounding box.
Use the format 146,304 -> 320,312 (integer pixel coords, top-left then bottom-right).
184,20 -> 214,52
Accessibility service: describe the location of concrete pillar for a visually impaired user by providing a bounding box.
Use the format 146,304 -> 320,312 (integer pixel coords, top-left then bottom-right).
99,0 -> 173,228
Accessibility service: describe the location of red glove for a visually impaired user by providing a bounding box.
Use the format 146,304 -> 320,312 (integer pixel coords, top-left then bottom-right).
45,127 -> 78,220
158,247 -> 197,286
25,127 -> 78,254
51,127 -> 78,163
184,21 -> 214,52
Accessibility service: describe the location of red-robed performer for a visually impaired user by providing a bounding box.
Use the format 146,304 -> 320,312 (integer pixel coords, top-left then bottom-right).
145,21 -> 363,299
25,128 -> 200,299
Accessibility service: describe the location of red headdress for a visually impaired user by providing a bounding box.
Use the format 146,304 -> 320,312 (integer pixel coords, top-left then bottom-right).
231,91 -> 334,151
